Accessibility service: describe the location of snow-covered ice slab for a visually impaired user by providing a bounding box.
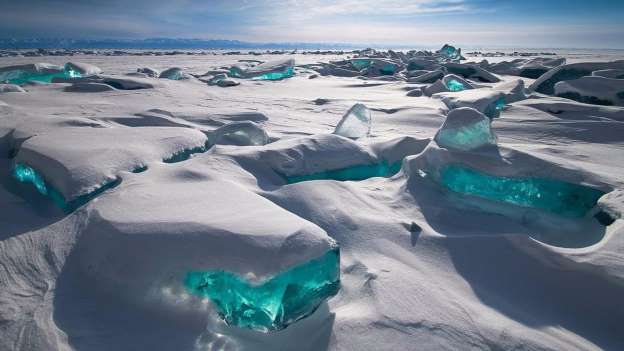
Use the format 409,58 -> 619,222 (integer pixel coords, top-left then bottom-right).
13,126 -> 207,205
436,89 -> 506,118
555,76 -> 624,106
530,61 -> 624,95
78,163 -> 339,331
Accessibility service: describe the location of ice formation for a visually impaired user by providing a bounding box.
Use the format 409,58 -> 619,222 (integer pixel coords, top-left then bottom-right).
159,67 -> 187,80
230,59 -> 295,80
0,63 -> 81,84
137,67 -> 160,77
439,89 -> 507,118
440,164 -> 605,218
285,161 -> 401,183
437,44 -> 462,61
185,247 -> 340,332
434,107 -> 496,151
209,121 -> 269,146
64,62 -> 102,76
484,57 -> 566,78
555,76 -> 624,106
530,61 -> 624,95
444,63 -> 500,83
333,103 -> 372,139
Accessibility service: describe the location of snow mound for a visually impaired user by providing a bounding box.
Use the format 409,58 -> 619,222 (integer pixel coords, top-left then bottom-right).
434,107 -> 496,151
159,67 -> 190,80
0,84 -> 26,93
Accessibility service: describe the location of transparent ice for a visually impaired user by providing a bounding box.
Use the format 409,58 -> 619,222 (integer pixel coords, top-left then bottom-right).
333,103 -> 372,139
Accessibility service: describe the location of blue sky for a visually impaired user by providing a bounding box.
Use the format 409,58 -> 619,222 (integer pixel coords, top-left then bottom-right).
1,0 -> 623,48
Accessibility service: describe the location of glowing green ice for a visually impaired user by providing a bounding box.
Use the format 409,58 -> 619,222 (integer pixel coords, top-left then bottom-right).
379,64 -> 396,75
446,79 -> 465,92
250,66 -> 295,81
440,164 -> 605,218
184,248 -> 340,332
436,119 -> 495,151
12,163 -> 119,212
285,161 -> 402,184
351,59 -> 372,70
13,163 -> 48,195
1,65 -> 81,85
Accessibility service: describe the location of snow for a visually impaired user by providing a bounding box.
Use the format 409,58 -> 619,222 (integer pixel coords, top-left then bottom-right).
1,48 -> 624,351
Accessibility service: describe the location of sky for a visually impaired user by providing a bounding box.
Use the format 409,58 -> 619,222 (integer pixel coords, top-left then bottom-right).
0,0 -> 623,48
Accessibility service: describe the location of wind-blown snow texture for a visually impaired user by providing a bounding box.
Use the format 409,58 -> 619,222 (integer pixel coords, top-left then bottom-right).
1,46 -> 624,351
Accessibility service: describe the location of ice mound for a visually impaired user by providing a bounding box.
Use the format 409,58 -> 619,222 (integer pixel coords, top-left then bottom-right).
64,82 -> 116,93
230,59 -> 295,80
407,59 -> 441,71
555,76 -> 624,106
13,127 -> 207,204
209,121 -> 269,146
159,67 -> 189,80
494,79 -> 528,103
485,57 -> 566,78
206,73 -> 240,87
64,62 -> 102,76
530,61 -> 624,95
423,74 -> 473,96
77,166 -> 338,330
434,107 -> 496,151
444,63 -> 500,82
0,62 -> 80,85
0,84 -> 26,93
592,69 -> 624,79
437,89 -> 506,118
407,69 -> 445,84
437,44 -> 462,62
349,58 -> 402,76
333,103 -> 372,139
99,76 -> 156,90
185,247 -> 339,331
440,164 -> 605,218
597,189 -> 624,223
137,67 -> 160,77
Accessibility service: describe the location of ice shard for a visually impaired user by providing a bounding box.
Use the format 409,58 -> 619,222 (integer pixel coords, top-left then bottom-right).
333,103 -> 372,139
440,164 -> 605,218
209,121 -> 269,146
446,79 -> 465,92
185,247 -> 340,332
434,108 -> 496,151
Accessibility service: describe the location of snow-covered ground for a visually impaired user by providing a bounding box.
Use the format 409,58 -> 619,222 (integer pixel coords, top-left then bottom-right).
1,48 -> 624,351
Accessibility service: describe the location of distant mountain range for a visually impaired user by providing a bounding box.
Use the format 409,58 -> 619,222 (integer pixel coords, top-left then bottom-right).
0,38 -> 387,50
